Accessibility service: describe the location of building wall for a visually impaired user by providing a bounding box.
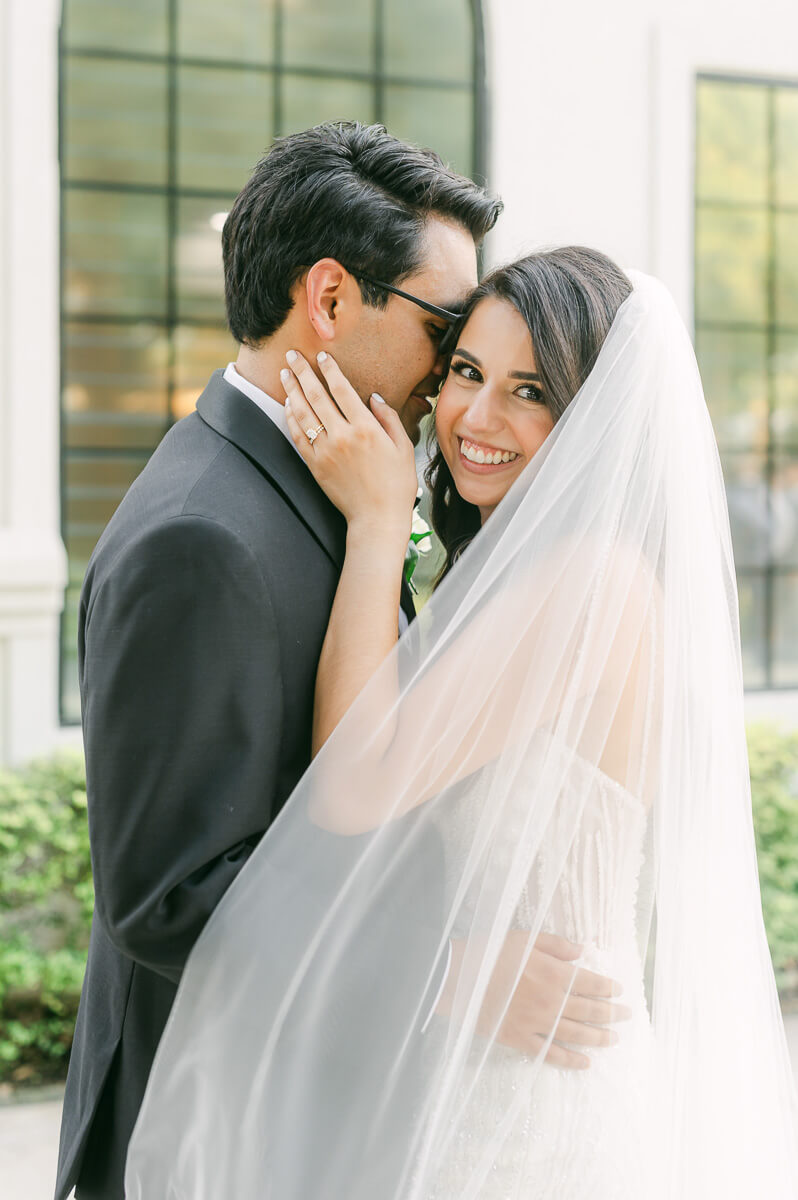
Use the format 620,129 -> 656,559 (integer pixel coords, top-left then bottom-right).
486,0 -> 798,315
0,0 -> 69,765
485,0 -> 798,723
0,0 -> 796,765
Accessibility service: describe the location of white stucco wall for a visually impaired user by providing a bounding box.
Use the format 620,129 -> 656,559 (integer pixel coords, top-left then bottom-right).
485,0 -> 798,319
0,0 -> 69,765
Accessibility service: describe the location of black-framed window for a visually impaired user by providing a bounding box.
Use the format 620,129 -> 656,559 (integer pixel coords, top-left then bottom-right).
59,0 -> 487,723
695,74 -> 798,689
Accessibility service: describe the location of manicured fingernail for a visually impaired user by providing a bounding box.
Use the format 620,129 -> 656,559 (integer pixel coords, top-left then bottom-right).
371,392 -> 386,404
280,368 -> 291,385
317,351 -> 328,363
286,350 -> 298,364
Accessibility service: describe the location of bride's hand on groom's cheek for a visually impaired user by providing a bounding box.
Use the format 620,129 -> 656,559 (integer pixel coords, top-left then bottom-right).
281,349 -> 418,539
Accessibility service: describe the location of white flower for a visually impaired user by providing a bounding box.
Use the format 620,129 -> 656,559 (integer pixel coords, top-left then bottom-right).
412,508 -> 432,553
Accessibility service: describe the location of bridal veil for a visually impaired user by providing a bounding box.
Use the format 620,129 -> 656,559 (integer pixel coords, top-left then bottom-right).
125,272 -> 798,1198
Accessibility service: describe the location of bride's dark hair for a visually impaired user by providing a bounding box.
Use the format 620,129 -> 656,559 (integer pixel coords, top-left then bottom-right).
425,246 -> 633,583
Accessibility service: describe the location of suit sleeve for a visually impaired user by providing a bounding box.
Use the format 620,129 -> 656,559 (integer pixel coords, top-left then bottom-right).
81,514 -> 284,984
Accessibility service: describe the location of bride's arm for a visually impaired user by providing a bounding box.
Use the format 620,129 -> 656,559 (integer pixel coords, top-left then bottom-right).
281,351 -> 418,755
311,518 -> 407,754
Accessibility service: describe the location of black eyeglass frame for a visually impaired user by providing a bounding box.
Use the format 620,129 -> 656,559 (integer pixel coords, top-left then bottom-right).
351,271 -> 464,324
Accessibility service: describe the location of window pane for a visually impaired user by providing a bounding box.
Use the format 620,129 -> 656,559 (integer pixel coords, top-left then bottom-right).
281,74 -> 375,136
774,213 -> 798,327
63,321 -> 169,450
695,80 -> 769,206
62,0 -> 167,55
775,88 -> 798,207
696,328 -> 768,451
176,199 -> 226,321
773,572 -> 798,686
282,0 -> 373,71
63,56 -> 168,186
722,453 -> 770,568
64,454 -> 149,546
64,189 -> 168,317
384,0 -> 473,84
384,85 -> 472,176
771,455 -> 798,566
173,325 -> 238,420
772,332 -> 798,449
177,0 -> 275,64
737,573 -> 768,687
177,66 -> 273,192
695,207 -> 768,325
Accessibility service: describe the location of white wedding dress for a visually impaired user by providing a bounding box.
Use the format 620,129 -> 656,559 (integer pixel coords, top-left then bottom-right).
426,732 -> 657,1199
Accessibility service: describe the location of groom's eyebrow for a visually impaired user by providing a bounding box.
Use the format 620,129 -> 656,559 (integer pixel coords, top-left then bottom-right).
455,348 -> 542,382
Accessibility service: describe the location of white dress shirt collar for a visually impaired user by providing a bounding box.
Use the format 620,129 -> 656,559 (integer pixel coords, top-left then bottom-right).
223,362 -> 300,457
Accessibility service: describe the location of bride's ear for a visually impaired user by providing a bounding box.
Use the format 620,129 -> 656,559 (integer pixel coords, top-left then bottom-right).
304,258 -> 359,343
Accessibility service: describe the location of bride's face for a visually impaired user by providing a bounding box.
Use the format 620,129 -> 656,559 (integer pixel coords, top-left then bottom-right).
435,297 -> 555,522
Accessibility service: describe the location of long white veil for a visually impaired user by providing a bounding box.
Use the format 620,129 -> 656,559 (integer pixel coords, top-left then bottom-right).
125,273 -> 798,1198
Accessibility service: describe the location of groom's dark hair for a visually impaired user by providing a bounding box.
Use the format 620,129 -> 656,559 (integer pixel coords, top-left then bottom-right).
222,121 -> 502,345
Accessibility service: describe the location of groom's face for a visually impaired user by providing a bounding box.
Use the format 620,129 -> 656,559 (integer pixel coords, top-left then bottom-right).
338,219 -> 478,444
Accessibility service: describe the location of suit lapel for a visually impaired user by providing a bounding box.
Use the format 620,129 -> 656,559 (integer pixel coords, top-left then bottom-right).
196,370 -> 347,569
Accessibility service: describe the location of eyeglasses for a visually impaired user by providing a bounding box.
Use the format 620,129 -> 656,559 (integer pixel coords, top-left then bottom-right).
351,271 -> 463,325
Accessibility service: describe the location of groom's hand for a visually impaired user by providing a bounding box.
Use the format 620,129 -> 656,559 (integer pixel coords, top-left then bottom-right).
437,931 -> 632,1070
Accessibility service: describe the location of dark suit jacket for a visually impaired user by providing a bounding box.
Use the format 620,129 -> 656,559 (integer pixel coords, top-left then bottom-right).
55,371 -> 421,1200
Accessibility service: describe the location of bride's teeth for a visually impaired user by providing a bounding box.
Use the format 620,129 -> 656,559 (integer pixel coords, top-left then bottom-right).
459,438 -> 519,465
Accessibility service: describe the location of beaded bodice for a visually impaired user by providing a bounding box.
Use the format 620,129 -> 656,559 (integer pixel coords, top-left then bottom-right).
426,734 -> 654,1199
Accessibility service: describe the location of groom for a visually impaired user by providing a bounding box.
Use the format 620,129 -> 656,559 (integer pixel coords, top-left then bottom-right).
56,122 -> 629,1200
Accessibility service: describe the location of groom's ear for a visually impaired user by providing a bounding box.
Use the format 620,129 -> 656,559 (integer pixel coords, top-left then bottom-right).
304,258 -> 360,344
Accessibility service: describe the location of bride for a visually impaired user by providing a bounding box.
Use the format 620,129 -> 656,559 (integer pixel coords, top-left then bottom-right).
125,249 -> 798,1198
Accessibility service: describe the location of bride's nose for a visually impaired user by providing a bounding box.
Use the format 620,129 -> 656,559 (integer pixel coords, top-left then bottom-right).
462,386 -> 505,437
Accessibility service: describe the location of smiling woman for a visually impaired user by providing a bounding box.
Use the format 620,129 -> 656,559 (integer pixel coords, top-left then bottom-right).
435,305 -> 556,521
426,247 -> 633,578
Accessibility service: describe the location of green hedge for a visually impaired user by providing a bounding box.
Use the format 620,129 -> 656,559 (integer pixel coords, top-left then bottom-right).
1,727 -> 797,1085
748,723 -> 798,996
0,754 -> 93,1085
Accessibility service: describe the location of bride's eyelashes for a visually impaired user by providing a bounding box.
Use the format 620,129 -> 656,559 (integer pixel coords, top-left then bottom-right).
449,357 -> 482,383
449,357 -> 546,404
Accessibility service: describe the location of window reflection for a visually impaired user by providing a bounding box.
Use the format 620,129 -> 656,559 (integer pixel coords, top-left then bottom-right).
695,76 -> 798,688
282,0 -> 373,70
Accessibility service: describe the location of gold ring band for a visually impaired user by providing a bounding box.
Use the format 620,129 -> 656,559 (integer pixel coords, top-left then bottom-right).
305,424 -> 326,445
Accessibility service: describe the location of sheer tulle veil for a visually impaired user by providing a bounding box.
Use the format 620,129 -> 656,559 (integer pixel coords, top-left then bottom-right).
125,271 -> 798,1198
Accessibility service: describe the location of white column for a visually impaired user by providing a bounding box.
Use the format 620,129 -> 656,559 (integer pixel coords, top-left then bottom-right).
0,0 -> 69,766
